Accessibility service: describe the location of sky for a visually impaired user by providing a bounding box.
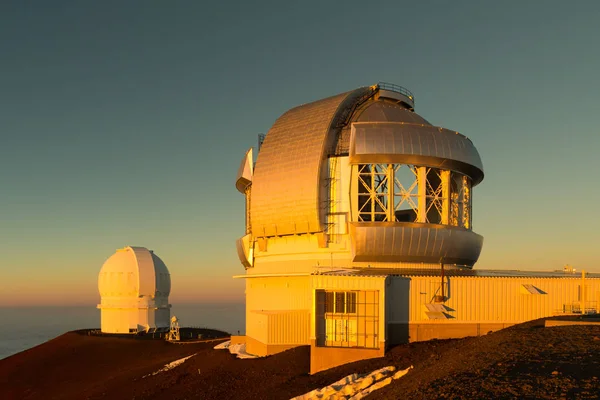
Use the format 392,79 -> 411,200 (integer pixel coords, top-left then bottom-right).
1,1 -> 599,306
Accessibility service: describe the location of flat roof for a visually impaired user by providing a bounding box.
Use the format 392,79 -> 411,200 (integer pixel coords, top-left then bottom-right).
312,268 -> 600,279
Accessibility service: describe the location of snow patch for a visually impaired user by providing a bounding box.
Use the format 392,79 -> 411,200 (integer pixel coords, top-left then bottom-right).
214,340 -> 259,359
143,353 -> 197,378
213,340 -> 230,350
290,365 -> 413,400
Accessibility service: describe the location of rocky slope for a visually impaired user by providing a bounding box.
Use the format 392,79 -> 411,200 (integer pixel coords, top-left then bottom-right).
1,320 -> 599,399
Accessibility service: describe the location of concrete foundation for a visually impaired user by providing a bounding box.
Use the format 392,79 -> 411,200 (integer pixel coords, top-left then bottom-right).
309,340 -> 385,374
545,319 -> 600,327
407,323 -> 514,342
245,335 -> 301,357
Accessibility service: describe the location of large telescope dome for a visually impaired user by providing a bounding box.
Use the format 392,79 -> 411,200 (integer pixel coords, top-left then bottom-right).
236,83 -> 484,272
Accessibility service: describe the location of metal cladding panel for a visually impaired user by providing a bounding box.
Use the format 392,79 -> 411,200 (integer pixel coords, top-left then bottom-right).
355,101 -> 429,125
247,312 -> 269,344
311,274 -> 386,291
235,147 -> 253,193
350,223 -> 483,266
251,88 -> 370,237
98,249 -> 139,297
246,277 -> 312,311
350,122 -> 484,184
235,234 -> 253,269
151,252 -> 171,297
267,310 -> 310,345
403,276 -> 600,323
130,247 -> 156,297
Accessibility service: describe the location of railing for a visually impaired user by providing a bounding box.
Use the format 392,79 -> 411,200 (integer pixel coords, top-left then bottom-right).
558,302 -> 599,314
377,82 -> 415,104
334,85 -> 379,129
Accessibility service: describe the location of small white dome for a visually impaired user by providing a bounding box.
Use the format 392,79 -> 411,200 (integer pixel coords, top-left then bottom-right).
98,246 -> 171,298
97,246 -> 172,334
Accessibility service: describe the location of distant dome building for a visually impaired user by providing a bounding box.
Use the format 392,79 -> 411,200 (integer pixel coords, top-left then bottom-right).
97,246 -> 171,334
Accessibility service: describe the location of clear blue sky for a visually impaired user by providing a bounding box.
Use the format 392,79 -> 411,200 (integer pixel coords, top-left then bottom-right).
1,1 -> 599,306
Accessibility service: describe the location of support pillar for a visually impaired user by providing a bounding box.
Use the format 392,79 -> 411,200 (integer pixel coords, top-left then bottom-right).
417,167 -> 427,223
387,164 -> 394,221
441,170 -> 450,225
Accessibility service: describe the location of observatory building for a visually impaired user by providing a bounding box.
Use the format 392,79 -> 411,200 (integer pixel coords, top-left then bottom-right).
97,246 -> 171,334
235,83 -> 600,373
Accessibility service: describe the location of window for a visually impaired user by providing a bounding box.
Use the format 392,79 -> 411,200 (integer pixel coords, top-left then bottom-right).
325,291 -> 357,314
355,163 -> 472,229
450,173 -> 471,229
357,164 -> 391,222
316,290 -> 379,348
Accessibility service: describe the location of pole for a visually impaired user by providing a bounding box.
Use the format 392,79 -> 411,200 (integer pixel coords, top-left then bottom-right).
441,262 -> 445,301
581,269 -> 586,314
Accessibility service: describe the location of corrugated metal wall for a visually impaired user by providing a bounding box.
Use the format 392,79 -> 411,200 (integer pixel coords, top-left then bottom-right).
267,310 -> 310,344
395,276 -> 600,323
245,276 -> 311,346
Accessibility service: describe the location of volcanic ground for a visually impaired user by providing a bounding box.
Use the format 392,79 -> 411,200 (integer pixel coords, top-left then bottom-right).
1,319 -> 599,400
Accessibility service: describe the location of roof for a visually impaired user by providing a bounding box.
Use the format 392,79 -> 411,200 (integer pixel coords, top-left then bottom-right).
248,83 -> 485,239
251,87 -> 372,237
311,268 -> 600,279
98,246 -> 171,298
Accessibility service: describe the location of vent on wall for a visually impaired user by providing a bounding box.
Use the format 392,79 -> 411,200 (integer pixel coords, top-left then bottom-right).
521,284 -> 547,295
424,303 -> 454,319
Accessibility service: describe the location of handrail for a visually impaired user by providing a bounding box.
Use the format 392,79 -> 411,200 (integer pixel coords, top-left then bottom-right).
334,85 -> 379,129
377,82 -> 415,104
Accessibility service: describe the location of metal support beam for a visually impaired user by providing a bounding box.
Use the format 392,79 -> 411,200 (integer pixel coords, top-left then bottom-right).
245,186 -> 252,234
387,164 -> 394,222
462,175 -> 470,229
441,170 -> 450,225
417,166 -> 427,223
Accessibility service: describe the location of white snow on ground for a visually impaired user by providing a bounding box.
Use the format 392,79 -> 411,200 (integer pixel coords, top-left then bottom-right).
290,365 -> 413,400
214,340 -> 259,359
213,340 -> 230,350
143,353 -> 197,378
228,343 -> 259,359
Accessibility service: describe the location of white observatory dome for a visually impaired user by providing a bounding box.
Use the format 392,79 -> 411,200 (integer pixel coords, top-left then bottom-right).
97,246 -> 171,334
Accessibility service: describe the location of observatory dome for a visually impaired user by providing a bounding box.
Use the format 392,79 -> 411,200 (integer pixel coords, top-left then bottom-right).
98,246 -> 170,298
236,82 -> 484,271
97,246 -> 171,334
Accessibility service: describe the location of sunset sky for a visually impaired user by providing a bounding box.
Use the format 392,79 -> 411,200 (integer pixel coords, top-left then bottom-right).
1,1 -> 599,306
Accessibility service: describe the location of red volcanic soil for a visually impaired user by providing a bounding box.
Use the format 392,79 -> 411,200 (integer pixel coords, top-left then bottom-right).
1,320 -> 600,400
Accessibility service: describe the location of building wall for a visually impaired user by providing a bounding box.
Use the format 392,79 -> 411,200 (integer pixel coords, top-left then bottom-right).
403,275 -> 600,323
244,276 -> 312,356
243,272 -> 600,370
100,309 -> 129,334
155,308 -> 171,328
99,307 -> 149,333
250,233 -> 353,275
385,275 -> 600,344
